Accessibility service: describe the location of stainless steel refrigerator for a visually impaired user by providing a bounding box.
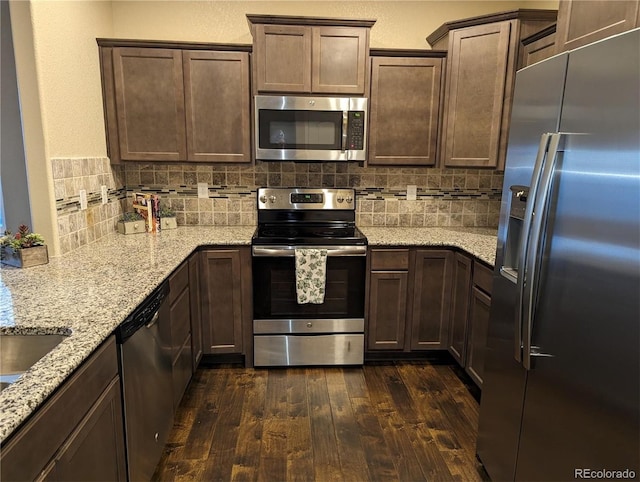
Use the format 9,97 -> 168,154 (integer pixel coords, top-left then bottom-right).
477,28 -> 640,481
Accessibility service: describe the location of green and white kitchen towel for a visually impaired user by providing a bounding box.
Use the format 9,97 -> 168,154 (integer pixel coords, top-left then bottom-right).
295,248 -> 328,304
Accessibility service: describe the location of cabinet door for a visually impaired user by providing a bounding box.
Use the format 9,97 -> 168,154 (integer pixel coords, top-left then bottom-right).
189,253 -> 203,370
200,249 -> 243,354
0,337 -> 120,482
556,0 -> 639,52
183,50 -> 251,162
312,26 -> 367,94
367,271 -> 408,350
112,47 -> 186,161
448,253 -> 472,364
466,286 -> 491,388
410,250 -> 453,350
169,286 -> 193,407
520,29 -> 557,68
41,379 -> 127,482
254,24 -> 312,92
442,21 -> 512,168
369,57 -> 442,166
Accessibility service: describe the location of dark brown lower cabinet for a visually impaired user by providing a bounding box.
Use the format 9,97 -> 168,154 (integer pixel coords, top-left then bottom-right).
200,247 -> 252,358
188,253 -> 203,370
0,336 -> 126,482
446,257 -> 493,388
169,260 -> 193,409
466,286 -> 491,387
410,250 -> 453,350
448,252 -> 473,363
40,379 -> 125,481
367,271 -> 408,350
366,248 -> 452,352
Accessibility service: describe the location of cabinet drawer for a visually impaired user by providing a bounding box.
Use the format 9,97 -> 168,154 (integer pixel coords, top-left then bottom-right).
370,249 -> 410,270
169,261 -> 189,304
473,261 -> 493,295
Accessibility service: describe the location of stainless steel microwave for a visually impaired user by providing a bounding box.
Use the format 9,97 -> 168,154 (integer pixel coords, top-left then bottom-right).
254,95 -> 367,162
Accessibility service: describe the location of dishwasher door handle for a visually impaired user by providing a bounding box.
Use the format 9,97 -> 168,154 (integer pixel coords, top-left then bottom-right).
145,311 -> 160,329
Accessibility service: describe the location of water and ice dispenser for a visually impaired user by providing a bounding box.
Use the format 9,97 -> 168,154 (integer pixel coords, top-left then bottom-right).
500,185 -> 529,283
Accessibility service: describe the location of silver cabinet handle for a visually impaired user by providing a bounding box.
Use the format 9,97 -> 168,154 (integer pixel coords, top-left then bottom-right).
521,132 -> 563,370
515,133 -> 552,363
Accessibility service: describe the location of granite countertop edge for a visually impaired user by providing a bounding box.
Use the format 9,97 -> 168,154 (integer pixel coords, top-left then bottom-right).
0,225 -> 497,443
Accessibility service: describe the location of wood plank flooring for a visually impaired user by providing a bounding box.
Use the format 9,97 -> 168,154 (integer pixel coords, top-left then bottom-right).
153,362 -> 489,482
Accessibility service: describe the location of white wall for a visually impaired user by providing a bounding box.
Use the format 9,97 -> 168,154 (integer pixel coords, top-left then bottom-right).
111,1 -> 558,48
9,0 -> 114,255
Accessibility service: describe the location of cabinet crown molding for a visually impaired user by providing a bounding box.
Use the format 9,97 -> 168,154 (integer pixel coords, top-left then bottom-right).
521,23 -> 557,46
369,48 -> 447,58
96,38 -> 252,52
246,13 -> 376,30
426,8 -> 557,47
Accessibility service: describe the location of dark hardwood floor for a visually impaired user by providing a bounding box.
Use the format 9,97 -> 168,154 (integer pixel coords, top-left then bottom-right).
153,362 -> 489,481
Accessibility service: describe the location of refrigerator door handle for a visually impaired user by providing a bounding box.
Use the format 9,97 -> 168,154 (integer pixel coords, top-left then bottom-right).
521,132 -> 564,370
515,133 -> 553,363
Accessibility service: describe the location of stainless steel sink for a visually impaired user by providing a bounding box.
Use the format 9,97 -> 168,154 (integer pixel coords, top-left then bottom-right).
0,334 -> 68,391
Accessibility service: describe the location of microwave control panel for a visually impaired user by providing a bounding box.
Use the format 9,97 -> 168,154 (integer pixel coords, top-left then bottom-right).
347,111 -> 365,150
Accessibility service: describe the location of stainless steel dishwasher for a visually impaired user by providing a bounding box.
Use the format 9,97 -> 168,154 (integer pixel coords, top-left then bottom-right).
115,281 -> 173,482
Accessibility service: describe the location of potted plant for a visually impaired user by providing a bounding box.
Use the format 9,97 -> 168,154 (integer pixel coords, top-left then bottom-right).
1,225 -> 48,268
158,207 -> 177,230
117,212 -> 146,235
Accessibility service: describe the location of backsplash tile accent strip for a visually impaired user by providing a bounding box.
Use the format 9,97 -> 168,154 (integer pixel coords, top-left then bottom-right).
54,159 -> 503,253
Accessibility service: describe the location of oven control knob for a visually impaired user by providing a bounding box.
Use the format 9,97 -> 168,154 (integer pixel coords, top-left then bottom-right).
337,195 -> 344,203
269,195 -> 276,203
306,322 -> 313,328
346,196 -> 353,204
259,195 -> 267,204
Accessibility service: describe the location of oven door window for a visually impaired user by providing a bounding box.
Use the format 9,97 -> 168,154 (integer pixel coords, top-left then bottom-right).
253,256 -> 365,319
258,110 -> 342,150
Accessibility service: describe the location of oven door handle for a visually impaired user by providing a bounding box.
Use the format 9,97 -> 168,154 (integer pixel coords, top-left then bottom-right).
252,246 -> 367,257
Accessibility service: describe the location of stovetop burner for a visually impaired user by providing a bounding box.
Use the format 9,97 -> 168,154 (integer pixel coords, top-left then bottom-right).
253,187 -> 367,247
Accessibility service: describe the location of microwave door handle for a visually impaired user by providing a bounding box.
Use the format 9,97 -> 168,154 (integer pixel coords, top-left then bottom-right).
341,111 -> 348,152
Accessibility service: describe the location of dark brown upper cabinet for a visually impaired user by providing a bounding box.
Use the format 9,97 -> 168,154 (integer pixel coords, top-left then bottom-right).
183,50 -> 250,163
519,24 -> 557,69
368,50 -> 445,166
427,9 -> 557,170
98,39 -> 252,163
247,15 -> 374,95
555,0 -> 639,53
112,47 -> 187,162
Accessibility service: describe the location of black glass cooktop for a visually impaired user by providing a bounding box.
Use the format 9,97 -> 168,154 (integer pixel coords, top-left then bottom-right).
252,224 -> 367,246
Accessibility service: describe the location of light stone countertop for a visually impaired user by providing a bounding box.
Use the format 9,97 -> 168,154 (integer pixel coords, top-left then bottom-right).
360,226 -> 498,266
0,226 -> 255,443
0,224 -> 497,443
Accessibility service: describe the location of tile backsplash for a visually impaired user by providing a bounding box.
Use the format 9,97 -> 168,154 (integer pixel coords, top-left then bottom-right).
53,158 -> 503,254
52,157 -> 126,254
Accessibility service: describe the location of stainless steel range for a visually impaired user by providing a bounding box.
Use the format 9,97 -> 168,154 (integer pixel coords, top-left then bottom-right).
252,187 -> 367,366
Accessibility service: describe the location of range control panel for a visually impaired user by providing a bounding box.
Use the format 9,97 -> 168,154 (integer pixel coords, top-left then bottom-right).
257,188 -> 356,210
